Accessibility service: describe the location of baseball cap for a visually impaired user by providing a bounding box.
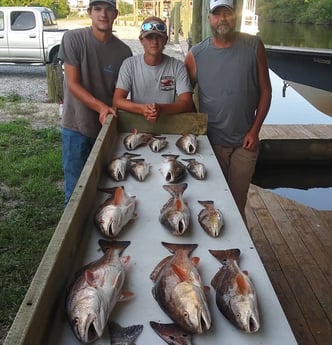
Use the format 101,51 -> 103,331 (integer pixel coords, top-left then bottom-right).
140,16 -> 167,38
210,0 -> 235,12
89,0 -> 116,8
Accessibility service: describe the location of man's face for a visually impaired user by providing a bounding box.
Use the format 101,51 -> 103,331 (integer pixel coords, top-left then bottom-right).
209,6 -> 237,38
88,3 -> 118,32
140,33 -> 167,56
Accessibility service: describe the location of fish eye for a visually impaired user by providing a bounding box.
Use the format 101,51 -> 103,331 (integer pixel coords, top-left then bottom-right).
183,311 -> 189,319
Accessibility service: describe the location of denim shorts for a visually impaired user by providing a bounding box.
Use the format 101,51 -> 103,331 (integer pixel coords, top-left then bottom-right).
61,127 -> 95,206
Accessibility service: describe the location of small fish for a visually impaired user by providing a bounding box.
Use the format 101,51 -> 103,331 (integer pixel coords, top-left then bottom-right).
198,200 -> 224,237
149,136 -> 168,152
160,154 -> 186,183
95,186 -> 137,238
176,133 -> 198,155
150,321 -> 193,345
129,159 -> 151,181
209,248 -> 260,333
182,158 -> 207,180
150,242 -> 211,334
108,321 -> 143,345
66,240 -> 134,344
123,129 -> 152,150
107,152 -> 141,181
159,183 -> 190,236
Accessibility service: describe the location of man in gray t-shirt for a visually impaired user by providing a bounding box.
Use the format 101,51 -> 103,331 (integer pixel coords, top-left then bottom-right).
113,16 -> 195,122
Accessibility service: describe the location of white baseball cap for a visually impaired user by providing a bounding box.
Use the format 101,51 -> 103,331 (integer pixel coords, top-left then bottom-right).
210,0 -> 235,12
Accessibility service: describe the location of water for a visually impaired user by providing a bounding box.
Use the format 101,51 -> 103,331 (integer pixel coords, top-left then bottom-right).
253,22 -> 332,210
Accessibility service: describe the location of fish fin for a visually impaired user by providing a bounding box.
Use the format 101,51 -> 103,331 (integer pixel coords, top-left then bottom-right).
171,263 -> 190,282
243,270 -> 249,276
132,128 -> 138,134
191,256 -> 200,266
119,290 -> 135,301
175,198 -> 183,211
236,273 -> 250,295
120,255 -> 131,267
204,285 -> 211,297
85,269 -> 104,287
113,186 -> 124,205
150,255 -> 173,281
209,248 -> 241,264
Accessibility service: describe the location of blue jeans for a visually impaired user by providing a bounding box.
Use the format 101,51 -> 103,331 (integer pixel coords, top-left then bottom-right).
61,128 -> 95,206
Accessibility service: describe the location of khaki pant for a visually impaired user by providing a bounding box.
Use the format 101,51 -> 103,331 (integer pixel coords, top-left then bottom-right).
212,145 -> 259,223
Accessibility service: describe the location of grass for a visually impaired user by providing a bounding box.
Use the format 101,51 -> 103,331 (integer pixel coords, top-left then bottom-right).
0,117 -> 63,343
0,92 -> 38,115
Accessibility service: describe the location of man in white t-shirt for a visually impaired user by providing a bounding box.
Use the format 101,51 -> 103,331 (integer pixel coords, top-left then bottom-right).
113,16 -> 195,122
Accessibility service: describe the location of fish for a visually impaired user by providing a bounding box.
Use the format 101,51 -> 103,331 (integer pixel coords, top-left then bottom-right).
159,183 -> 190,236
182,158 -> 207,180
129,159 -> 151,181
160,154 -> 186,183
123,128 -> 152,150
107,152 -> 141,181
150,321 -> 193,345
95,186 -> 137,238
197,200 -> 224,237
176,133 -> 198,155
150,242 -> 211,334
66,240 -> 134,344
209,248 -> 260,333
149,136 -> 168,152
108,321 -> 143,345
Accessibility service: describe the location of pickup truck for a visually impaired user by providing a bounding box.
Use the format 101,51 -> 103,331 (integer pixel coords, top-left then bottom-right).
0,6 -> 67,64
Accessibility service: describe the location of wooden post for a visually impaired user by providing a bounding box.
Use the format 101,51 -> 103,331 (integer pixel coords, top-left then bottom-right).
46,63 -> 63,103
173,1 -> 181,43
191,0 -> 202,46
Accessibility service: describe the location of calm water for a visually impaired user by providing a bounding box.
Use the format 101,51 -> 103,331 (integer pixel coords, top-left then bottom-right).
253,22 -> 332,210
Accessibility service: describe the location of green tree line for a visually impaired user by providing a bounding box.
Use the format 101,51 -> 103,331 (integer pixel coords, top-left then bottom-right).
257,0 -> 332,25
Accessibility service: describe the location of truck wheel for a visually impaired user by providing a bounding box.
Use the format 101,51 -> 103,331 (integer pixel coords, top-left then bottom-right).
50,49 -> 59,64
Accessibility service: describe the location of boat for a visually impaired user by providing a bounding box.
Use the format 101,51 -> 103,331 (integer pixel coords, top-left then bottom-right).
265,45 -> 332,116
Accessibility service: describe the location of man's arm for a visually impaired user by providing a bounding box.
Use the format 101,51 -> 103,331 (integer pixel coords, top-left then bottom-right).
64,63 -> 116,124
184,51 -> 197,87
243,40 -> 272,151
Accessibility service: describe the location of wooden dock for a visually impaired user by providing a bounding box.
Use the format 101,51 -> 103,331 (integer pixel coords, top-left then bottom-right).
245,124 -> 332,345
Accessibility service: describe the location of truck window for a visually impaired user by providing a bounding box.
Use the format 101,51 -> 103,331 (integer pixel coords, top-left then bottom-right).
42,11 -> 57,26
11,11 -> 36,31
0,11 -> 4,31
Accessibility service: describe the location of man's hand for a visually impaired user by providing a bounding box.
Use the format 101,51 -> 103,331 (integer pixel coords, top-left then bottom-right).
143,103 -> 160,122
99,106 -> 117,124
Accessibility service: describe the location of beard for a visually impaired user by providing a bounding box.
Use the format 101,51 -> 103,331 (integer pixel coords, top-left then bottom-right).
212,22 -> 233,39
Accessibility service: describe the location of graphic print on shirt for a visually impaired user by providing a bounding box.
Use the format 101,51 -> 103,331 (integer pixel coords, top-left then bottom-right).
160,76 -> 175,91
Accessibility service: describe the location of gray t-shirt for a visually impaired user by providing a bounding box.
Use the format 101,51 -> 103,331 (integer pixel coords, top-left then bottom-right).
116,54 -> 193,104
190,33 -> 260,147
58,27 -> 132,138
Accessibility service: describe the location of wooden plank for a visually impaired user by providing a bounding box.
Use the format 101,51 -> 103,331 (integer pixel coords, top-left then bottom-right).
117,111 -> 208,135
252,186 -> 332,345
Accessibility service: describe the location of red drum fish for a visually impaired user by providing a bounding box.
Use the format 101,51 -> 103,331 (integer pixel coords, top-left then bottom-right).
160,154 -> 186,183
159,183 -> 190,236
129,159 -> 151,181
198,200 -> 224,237
107,152 -> 140,181
123,129 -> 152,150
95,186 -> 136,238
209,248 -> 260,333
182,158 -> 207,180
66,240 -> 134,344
176,133 -> 198,155
150,242 -> 211,334
149,136 -> 168,152
150,321 -> 193,345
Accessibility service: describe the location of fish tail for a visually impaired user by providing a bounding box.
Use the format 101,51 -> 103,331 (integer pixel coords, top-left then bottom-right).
209,248 -> 240,263
163,183 -> 188,196
198,200 -> 214,207
98,239 -> 131,255
98,186 -> 123,194
108,321 -> 143,343
162,241 -> 198,255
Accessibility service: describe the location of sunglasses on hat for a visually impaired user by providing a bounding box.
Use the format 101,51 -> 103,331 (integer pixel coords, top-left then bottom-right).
141,22 -> 167,33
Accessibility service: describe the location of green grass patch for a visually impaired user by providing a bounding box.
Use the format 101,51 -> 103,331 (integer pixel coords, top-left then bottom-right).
0,92 -> 38,115
0,120 -> 63,339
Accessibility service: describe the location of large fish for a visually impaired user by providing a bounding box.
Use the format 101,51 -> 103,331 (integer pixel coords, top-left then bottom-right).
107,152 -> 140,181
209,248 -> 260,333
159,183 -> 190,236
150,242 -> 211,334
198,200 -> 224,237
108,321 -> 143,345
149,136 -> 168,152
176,133 -> 198,155
95,186 -> 137,238
66,240 -> 134,344
160,154 -> 186,183
123,129 -> 152,150
182,158 -> 207,180
129,159 -> 151,182
150,321 -> 193,345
